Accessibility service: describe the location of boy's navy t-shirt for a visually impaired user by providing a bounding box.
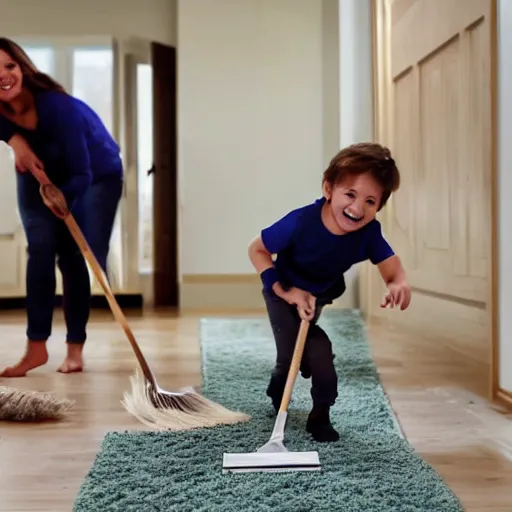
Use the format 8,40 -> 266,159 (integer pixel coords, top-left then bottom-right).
261,197 -> 394,302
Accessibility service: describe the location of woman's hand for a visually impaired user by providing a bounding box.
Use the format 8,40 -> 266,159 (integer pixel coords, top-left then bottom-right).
39,184 -> 69,219
281,286 -> 317,321
8,134 -> 44,174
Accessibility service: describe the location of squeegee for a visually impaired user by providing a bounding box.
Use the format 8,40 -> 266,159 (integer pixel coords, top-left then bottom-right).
222,319 -> 321,473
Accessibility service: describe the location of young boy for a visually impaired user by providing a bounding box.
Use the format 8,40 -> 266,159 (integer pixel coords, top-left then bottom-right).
248,142 -> 411,443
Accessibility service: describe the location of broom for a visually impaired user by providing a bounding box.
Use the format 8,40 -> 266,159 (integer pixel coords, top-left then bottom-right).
31,167 -> 250,431
0,386 -> 74,422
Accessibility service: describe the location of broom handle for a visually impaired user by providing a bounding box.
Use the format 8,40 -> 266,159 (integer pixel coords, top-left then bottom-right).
278,319 -> 310,413
64,215 -> 157,385
30,167 -> 158,387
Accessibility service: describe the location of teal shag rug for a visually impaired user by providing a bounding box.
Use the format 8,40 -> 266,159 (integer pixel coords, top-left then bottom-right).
74,310 -> 463,512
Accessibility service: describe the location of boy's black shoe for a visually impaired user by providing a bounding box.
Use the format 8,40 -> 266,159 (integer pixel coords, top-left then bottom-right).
266,389 -> 284,414
306,404 -> 339,442
300,359 -> 311,379
271,395 -> 281,414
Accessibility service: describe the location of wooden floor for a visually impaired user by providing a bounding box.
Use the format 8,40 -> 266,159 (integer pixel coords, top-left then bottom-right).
0,308 -> 511,512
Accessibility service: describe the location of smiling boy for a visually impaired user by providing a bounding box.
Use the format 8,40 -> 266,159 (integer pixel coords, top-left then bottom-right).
248,142 -> 411,442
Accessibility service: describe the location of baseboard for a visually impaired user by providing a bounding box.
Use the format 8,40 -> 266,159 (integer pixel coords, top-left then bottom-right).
0,293 -> 143,310
0,273 -> 358,312
496,388 -> 512,410
179,273 -> 359,311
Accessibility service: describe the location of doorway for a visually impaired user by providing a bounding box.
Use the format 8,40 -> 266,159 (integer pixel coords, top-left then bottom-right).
150,42 -> 178,308
127,40 -> 178,308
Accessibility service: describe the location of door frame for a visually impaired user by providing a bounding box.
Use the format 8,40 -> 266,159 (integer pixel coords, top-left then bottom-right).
367,0 -> 500,403
358,0 -> 397,323
150,42 -> 179,308
117,37 -> 153,296
117,38 -> 179,307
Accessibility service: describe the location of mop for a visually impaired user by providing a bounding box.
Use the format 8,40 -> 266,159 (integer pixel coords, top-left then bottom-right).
0,386 -> 74,421
31,168 -> 250,431
223,319 -> 321,473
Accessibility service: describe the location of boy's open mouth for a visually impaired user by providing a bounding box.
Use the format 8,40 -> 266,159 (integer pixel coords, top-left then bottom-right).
343,210 -> 363,222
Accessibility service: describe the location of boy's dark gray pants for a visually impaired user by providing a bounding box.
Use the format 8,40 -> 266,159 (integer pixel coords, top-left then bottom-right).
262,288 -> 338,407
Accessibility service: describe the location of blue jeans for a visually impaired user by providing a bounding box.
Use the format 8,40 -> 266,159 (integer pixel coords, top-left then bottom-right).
17,172 -> 123,344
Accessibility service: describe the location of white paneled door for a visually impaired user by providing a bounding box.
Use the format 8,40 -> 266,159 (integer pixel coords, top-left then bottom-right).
367,0 -> 494,395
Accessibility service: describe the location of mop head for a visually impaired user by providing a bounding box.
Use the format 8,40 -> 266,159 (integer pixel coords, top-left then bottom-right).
0,386 -> 75,422
223,411 -> 321,473
121,366 -> 251,431
222,450 -> 321,473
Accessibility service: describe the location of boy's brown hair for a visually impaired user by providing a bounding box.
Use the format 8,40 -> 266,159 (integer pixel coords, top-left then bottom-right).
322,142 -> 400,210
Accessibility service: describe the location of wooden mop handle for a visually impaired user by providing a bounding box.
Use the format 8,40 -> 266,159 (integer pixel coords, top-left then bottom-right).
279,319 -> 310,413
64,215 -> 157,383
29,167 -> 157,386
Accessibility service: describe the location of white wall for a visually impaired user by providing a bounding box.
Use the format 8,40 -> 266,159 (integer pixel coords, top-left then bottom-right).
339,0 -> 373,147
1,0 -> 377,305
177,0 -> 344,276
338,0 -> 374,301
0,0 -> 176,45
497,0 -> 512,393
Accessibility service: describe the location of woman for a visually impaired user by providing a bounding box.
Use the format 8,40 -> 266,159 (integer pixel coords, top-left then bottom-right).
0,38 -> 123,377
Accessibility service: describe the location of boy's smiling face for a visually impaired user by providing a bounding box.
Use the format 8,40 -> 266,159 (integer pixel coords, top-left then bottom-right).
322,172 -> 383,234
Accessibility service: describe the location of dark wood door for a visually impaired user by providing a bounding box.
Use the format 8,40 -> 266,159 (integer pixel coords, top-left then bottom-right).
151,42 -> 178,307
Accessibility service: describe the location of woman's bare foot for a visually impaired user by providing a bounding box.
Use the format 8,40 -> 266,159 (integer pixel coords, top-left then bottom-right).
0,341 -> 49,377
57,343 -> 84,373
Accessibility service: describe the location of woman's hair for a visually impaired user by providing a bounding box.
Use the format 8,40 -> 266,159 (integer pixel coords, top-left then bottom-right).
323,142 -> 401,210
0,37 -> 66,94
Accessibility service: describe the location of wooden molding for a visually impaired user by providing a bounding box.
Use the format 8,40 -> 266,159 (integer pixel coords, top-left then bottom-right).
180,273 -> 264,310
179,273 -> 359,311
489,0 -> 500,403
496,388 -> 512,410
0,293 -> 143,310
181,273 -> 259,285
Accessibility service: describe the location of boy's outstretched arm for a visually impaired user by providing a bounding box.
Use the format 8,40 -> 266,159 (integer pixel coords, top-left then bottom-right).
376,254 -> 411,310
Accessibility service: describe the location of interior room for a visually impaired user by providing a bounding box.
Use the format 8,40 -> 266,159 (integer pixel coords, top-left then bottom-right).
0,0 -> 511,510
